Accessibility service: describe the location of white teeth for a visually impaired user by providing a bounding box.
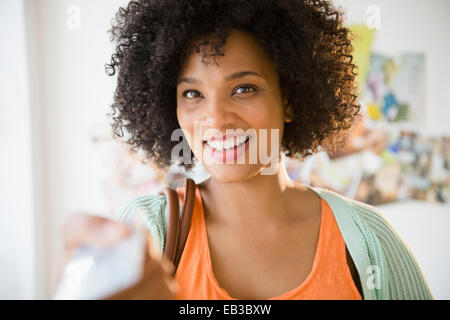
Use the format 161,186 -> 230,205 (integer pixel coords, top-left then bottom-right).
206,135 -> 248,151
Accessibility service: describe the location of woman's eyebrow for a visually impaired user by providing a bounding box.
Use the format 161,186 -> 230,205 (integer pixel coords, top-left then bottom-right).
177,70 -> 264,85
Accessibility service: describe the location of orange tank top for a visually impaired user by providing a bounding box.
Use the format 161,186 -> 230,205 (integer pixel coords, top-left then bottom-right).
174,185 -> 362,300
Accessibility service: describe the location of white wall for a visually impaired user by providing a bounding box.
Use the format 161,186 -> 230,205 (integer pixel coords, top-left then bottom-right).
0,0 -> 35,299
334,0 -> 450,136
377,200 -> 450,299
23,0 -> 127,298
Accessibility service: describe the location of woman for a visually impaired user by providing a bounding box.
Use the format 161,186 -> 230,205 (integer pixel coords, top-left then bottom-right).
59,0 -> 433,300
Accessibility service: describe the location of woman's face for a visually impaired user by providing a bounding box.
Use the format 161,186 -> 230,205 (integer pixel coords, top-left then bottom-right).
176,29 -> 291,182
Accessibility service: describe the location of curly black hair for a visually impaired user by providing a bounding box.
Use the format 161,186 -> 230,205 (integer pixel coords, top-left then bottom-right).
106,0 -> 361,171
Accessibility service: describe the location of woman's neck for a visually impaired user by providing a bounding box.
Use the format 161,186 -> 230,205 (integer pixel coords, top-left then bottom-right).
199,157 -> 309,226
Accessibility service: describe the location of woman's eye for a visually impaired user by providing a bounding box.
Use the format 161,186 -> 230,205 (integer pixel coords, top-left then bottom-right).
182,89 -> 202,99
234,85 -> 257,95
181,84 -> 257,99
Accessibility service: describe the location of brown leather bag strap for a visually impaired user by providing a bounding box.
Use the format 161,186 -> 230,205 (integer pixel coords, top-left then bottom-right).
159,177 -> 196,276
158,188 -> 180,263
173,178 -> 196,272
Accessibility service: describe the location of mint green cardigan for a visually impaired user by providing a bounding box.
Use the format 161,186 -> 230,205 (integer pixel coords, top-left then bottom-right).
113,185 -> 434,300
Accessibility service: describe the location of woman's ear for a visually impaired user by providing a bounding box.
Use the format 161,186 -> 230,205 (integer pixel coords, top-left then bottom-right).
284,99 -> 293,123
281,85 -> 293,123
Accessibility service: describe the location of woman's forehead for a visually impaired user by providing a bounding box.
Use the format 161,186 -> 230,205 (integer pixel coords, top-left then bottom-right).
178,29 -> 276,81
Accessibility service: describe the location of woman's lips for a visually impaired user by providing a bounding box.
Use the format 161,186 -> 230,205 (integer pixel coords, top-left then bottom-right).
203,136 -> 250,163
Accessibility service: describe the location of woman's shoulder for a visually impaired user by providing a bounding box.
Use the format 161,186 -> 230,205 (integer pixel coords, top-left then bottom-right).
306,185 -> 409,249
305,185 -> 388,227
307,186 -> 434,299
113,193 -> 167,223
112,192 -> 168,254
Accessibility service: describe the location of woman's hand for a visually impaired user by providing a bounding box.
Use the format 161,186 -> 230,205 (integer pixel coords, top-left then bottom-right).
55,212 -> 178,300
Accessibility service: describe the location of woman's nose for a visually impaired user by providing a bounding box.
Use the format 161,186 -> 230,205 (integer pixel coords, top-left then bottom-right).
202,96 -> 237,128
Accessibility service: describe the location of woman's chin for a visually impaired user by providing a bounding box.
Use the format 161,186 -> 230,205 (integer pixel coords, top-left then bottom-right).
203,163 -> 260,183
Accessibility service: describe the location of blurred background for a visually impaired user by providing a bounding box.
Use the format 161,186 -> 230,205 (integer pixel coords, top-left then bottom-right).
1,0 -> 449,299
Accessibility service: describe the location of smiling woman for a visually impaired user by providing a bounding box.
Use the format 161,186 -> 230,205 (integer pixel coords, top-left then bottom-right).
176,29 -> 292,180
104,0 -> 433,300
105,0 -> 360,171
